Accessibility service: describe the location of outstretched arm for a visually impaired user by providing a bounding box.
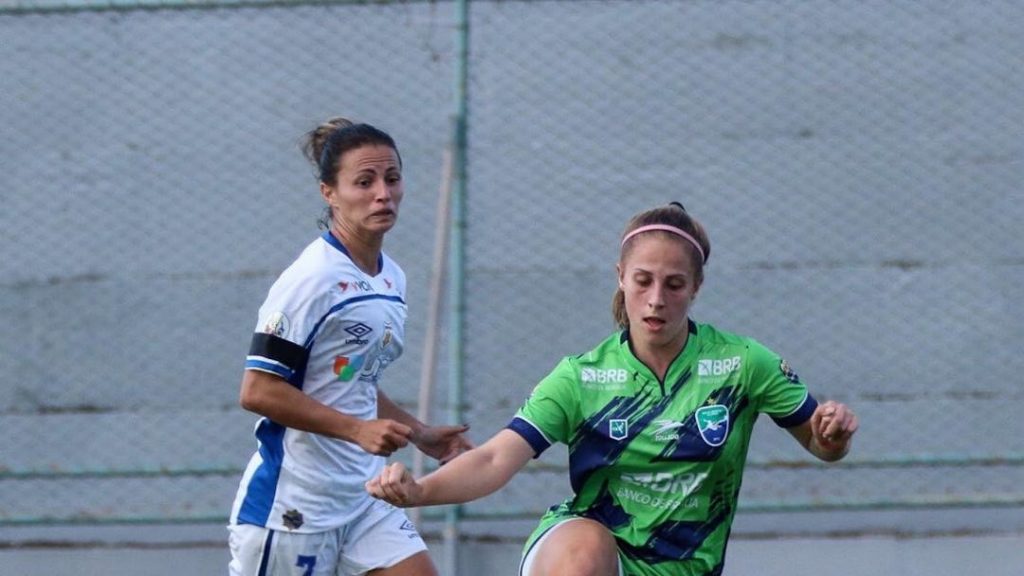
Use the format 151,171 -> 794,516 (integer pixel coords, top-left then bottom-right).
366,428 -> 535,507
787,400 -> 858,462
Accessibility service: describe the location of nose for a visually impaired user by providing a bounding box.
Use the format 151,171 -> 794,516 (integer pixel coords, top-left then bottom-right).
647,282 -> 666,308
374,180 -> 393,202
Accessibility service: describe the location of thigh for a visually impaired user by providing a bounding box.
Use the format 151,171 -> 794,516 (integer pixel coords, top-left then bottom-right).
520,518 -> 623,576
228,524 -> 341,576
338,500 -> 433,576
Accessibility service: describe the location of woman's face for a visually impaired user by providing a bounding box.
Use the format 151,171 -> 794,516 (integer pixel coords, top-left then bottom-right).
321,144 -> 403,237
618,233 -> 701,352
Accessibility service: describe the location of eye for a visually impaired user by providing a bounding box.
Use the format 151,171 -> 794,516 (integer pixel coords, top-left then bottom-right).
386,173 -> 402,184
633,275 -> 653,287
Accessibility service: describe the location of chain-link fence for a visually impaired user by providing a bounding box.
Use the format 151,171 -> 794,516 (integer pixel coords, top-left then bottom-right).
2,0 -> 1022,542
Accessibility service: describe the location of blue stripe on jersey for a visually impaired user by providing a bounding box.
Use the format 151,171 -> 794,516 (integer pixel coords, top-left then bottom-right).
507,417 -> 552,457
303,293 -> 406,349
236,294 -> 403,526
245,358 -> 294,380
237,418 -> 287,527
771,393 -> 818,428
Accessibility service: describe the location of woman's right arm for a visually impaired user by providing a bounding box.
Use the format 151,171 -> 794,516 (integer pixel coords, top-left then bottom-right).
367,428 -> 535,506
239,369 -> 413,456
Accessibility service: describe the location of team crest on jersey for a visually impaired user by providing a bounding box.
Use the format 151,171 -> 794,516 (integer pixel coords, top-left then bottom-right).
261,312 -> 289,337
780,359 -> 800,383
282,509 -> 304,530
609,419 -> 629,440
695,405 -> 729,446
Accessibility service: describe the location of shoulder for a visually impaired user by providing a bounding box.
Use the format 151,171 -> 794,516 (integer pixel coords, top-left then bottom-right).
693,321 -> 773,353
691,321 -> 781,374
265,236 -> 353,309
536,332 -> 625,394
557,332 -> 624,372
379,251 -> 407,293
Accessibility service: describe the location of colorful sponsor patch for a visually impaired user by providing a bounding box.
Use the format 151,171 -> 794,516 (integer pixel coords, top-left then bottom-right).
695,405 -> 729,446
333,354 -> 364,381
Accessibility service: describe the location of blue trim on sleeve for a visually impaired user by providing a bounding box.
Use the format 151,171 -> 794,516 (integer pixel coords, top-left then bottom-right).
771,393 -> 818,428
245,358 -> 294,381
507,417 -> 552,458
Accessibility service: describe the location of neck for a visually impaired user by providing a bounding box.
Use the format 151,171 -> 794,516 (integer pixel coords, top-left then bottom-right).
630,330 -> 689,383
332,225 -> 383,275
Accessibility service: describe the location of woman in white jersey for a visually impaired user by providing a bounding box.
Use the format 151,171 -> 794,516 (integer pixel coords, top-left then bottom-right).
228,118 -> 472,576
367,203 -> 858,576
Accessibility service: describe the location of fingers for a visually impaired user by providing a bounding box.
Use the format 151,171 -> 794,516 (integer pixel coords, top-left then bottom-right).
437,431 -> 475,464
366,462 -> 414,506
815,401 -> 858,445
360,420 -> 414,456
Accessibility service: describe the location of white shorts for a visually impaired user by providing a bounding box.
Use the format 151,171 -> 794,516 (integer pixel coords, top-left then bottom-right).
228,500 -> 428,576
519,518 -> 624,576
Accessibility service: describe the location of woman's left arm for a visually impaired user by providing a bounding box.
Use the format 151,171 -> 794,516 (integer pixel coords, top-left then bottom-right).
787,400 -> 859,462
378,390 -> 473,463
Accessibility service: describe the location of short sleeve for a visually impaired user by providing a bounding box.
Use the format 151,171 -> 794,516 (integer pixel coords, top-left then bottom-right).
746,340 -> 818,428
507,357 -> 581,457
244,272 -> 321,382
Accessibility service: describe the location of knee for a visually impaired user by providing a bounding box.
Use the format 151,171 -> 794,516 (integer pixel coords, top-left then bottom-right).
529,521 -> 619,576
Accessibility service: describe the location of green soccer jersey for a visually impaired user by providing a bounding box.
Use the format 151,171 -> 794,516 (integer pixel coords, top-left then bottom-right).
508,320 -> 816,576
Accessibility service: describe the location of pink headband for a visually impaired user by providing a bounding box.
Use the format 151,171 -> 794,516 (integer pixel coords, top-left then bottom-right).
621,224 -> 706,264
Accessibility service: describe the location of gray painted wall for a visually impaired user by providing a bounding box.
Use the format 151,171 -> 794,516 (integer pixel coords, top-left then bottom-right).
1,0 -> 1022,573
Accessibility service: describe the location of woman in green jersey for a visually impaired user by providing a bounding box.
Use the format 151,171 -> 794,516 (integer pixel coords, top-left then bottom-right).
367,202 -> 858,576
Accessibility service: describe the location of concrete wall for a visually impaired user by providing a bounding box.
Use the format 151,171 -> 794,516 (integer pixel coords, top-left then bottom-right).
1,0 -> 1022,574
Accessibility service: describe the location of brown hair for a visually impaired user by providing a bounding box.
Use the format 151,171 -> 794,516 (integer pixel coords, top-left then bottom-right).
300,117 -> 402,228
611,202 -> 711,329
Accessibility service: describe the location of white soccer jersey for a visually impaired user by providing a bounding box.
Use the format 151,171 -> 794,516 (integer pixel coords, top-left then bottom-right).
230,231 -> 407,533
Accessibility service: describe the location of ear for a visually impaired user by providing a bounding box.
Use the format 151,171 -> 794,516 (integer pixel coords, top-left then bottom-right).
616,262 -> 624,289
320,181 -> 333,204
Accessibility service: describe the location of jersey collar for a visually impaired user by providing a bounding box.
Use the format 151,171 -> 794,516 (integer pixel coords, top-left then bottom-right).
321,230 -> 384,275
618,319 -> 699,387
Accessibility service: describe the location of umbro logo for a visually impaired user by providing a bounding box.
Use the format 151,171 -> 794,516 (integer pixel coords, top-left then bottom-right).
345,323 -> 373,338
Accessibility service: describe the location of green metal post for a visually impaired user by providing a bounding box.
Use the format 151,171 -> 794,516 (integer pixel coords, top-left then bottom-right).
443,0 -> 470,574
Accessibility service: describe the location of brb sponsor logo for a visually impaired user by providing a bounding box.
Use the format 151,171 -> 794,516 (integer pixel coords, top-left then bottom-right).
697,356 -> 742,378
617,471 -> 708,509
581,367 -> 628,386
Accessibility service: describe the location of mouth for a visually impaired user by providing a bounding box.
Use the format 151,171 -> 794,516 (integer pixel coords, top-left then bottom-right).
642,317 -> 666,331
370,209 -> 396,219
